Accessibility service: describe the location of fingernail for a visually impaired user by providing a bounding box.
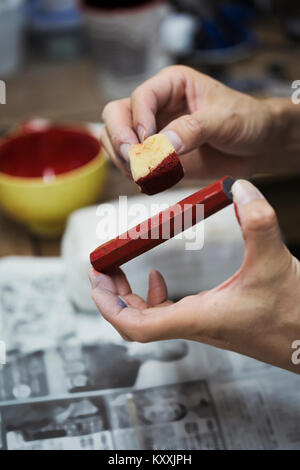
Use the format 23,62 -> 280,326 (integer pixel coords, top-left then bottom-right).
137,125 -> 146,142
120,143 -> 131,160
118,296 -> 128,309
161,130 -> 183,153
147,125 -> 156,138
232,180 -> 265,205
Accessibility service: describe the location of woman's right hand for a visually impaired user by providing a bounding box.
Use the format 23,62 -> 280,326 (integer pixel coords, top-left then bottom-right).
100,65 -> 298,179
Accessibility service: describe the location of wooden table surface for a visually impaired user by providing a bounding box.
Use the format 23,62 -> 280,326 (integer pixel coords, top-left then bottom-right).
0,20 -> 299,259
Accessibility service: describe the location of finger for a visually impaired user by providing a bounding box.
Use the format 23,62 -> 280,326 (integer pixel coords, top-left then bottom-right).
131,66 -> 188,141
132,66 -> 229,157
91,285 -> 126,318
91,282 -> 215,344
232,180 -> 289,272
160,107 -> 225,156
89,268 -> 117,293
101,127 -> 131,176
102,98 -> 138,161
108,268 -> 148,310
90,286 -> 133,341
108,268 -> 132,297
110,296 -> 202,343
91,285 -> 148,341
89,267 -> 141,306
89,268 -> 147,310
147,269 -> 168,307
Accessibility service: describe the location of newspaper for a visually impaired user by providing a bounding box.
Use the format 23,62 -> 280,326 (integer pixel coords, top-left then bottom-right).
0,257 -> 299,450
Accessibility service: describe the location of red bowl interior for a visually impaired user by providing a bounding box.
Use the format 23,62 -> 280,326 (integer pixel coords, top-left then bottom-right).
0,127 -> 101,179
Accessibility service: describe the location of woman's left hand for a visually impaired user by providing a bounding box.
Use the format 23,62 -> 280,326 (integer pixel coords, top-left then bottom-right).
89,180 -> 300,374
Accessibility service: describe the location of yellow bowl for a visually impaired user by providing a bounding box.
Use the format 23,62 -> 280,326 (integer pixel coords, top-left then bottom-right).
0,126 -> 108,236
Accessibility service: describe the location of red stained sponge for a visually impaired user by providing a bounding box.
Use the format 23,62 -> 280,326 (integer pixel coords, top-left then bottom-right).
129,134 -> 184,195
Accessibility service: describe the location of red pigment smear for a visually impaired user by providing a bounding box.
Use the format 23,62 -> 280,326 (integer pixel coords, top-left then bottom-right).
0,127 -> 100,178
136,151 -> 184,195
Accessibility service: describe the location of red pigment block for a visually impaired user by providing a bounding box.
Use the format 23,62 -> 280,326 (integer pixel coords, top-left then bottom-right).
129,134 -> 184,195
90,176 -> 235,273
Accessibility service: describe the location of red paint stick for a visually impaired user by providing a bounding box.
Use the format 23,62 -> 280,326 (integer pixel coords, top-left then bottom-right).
90,176 -> 235,273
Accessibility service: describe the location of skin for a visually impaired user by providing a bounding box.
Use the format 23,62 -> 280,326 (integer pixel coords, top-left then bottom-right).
101,65 -> 300,177
90,66 -> 300,374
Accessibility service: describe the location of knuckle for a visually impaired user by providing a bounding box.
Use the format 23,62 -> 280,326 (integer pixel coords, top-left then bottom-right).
164,64 -> 192,76
183,114 -> 201,131
219,112 -> 242,144
246,203 -> 277,232
262,206 -> 277,228
101,100 -> 119,120
228,111 -> 240,128
178,115 -> 202,142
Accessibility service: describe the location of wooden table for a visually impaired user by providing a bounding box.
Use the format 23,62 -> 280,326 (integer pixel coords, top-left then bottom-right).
0,20 -> 299,259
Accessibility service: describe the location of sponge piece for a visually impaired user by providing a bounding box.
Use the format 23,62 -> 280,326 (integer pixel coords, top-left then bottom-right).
129,134 -> 184,195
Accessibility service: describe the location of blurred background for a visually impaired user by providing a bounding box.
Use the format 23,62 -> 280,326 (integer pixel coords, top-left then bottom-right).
0,0 -> 300,262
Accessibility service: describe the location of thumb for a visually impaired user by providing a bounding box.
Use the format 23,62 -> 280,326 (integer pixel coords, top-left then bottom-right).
232,180 -> 286,267
160,110 -> 220,155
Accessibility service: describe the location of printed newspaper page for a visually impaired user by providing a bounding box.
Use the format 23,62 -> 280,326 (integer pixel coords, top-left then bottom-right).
0,257 -> 299,450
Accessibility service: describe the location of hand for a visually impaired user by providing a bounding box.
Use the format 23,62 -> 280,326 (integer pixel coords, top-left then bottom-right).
101,66 -> 298,179
89,180 -> 300,374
